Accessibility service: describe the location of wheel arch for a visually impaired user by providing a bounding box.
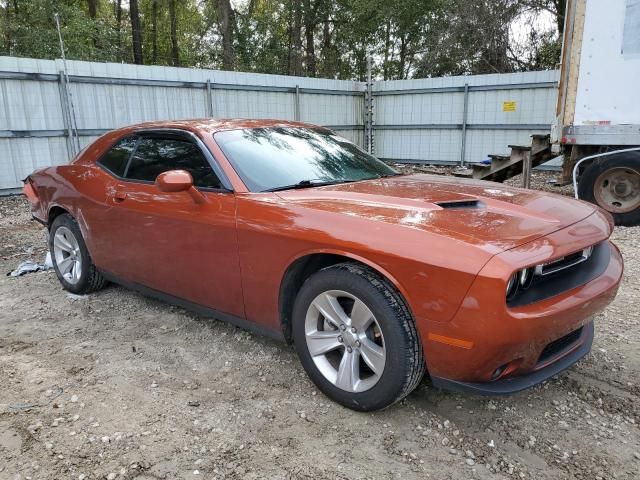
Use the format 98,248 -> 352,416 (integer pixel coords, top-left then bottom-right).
278,250 -> 412,343
569,145 -> 640,178
46,204 -> 99,261
47,204 -> 71,229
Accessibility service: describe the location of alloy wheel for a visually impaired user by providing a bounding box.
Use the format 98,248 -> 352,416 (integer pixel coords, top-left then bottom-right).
304,289 -> 386,393
52,226 -> 83,285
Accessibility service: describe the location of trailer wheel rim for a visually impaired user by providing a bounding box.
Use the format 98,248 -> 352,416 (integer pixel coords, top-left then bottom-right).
593,167 -> 640,214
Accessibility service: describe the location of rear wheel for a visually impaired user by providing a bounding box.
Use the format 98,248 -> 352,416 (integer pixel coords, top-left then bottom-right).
578,153 -> 640,226
49,214 -> 107,294
292,263 -> 425,411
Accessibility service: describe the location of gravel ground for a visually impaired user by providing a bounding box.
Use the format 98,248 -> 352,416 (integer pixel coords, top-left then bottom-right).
1,173 -> 639,479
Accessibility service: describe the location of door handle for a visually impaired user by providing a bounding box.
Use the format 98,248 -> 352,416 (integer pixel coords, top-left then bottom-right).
113,190 -> 127,203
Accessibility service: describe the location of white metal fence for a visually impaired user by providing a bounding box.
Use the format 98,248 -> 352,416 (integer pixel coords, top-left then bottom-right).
0,56 -> 559,193
372,70 -> 559,165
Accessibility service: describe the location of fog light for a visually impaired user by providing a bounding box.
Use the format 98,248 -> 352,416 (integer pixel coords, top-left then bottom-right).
490,359 -> 523,381
491,365 -> 506,380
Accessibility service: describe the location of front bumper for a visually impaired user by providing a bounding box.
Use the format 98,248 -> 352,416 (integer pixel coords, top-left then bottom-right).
431,321 -> 594,394
421,209 -> 622,392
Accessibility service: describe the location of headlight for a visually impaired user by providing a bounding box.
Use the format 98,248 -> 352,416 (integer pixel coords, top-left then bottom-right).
519,268 -> 533,289
506,273 -> 518,299
506,267 -> 534,301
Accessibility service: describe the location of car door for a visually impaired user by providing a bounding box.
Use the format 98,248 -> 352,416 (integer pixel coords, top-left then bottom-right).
95,131 -> 244,319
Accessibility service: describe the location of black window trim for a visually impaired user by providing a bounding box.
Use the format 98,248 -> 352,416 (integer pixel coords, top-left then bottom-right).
96,135 -> 140,178
97,128 -> 233,193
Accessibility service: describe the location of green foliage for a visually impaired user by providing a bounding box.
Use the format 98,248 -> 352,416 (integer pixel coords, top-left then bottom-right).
0,0 -> 562,79
139,0 -> 205,66
2,0 -> 119,61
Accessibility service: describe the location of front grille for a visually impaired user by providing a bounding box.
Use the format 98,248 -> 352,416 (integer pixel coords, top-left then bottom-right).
537,246 -> 594,277
538,327 -> 583,364
508,242 -> 609,308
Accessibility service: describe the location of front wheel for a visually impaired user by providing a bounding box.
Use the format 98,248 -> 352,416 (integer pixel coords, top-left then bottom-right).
578,153 -> 640,226
292,263 -> 425,411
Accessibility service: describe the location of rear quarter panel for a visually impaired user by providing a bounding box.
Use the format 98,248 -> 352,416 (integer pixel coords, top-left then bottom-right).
27,131 -> 125,266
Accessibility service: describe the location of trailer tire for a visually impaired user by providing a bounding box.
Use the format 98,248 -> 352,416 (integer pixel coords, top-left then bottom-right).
578,153 -> 640,226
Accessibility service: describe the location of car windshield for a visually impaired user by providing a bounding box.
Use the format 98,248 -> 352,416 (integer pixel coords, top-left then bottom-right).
213,127 -> 398,192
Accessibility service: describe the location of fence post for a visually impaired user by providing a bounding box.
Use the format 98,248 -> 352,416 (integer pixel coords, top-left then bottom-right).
57,71 -> 76,159
206,79 -> 214,117
294,85 -> 301,121
363,91 -> 368,152
522,150 -> 532,189
459,82 -> 469,166
364,57 -> 373,154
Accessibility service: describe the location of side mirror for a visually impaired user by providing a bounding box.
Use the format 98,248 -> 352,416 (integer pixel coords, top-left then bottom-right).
156,170 -> 193,192
155,170 -> 206,204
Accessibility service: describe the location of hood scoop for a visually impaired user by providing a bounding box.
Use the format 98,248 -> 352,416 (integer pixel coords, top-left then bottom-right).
435,199 -> 484,209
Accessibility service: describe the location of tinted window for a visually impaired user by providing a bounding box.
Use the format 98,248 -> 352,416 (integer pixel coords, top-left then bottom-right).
214,127 -> 397,192
98,136 -> 138,177
125,137 -> 222,189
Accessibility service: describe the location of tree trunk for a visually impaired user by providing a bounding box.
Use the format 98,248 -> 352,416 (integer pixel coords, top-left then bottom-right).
5,0 -> 18,53
555,0 -> 566,35
398,34 -> 407,79
216,0 -> 236,70
87,0 -> 97,18
383,20 -> 391,80
115,0 -> 122,55
303,0 -> 316,76
286,3 -> 292,73
151,0 -> 158,64
169,0 -> 179,66
4,2 -> 12,53
320,17 -> 333,77
129,0 -> 143,64
289,0 -> 303,76
87,0 -> 98,48
304,26 -> 316,76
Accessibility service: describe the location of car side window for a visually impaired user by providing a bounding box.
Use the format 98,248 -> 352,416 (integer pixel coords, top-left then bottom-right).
97,136 -> 138,177
125,137 -> 222,189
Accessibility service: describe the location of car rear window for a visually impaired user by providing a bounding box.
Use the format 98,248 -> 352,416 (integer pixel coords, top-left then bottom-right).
125,137 -> 222,189
97,136 -> 138,177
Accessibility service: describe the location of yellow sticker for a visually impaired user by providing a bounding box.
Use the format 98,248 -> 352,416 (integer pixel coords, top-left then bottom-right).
503,101 -> 517,112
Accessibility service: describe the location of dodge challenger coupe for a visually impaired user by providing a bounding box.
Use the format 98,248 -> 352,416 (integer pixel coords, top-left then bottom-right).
24,119 -> 623,411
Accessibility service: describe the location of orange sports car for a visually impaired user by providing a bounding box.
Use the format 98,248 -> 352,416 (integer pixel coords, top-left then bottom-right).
24,119 -> 623,411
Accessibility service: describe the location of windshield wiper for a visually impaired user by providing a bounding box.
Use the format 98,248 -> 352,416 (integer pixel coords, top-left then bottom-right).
263,179 -> 355,192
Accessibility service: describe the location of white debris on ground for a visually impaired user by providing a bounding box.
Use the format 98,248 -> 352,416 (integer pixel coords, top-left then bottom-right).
0,185 -> 639,479
7,253 -> 52,277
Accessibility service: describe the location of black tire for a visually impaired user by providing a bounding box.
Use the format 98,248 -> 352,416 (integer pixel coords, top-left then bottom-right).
577,153 -> 640,226
292,263 -> 425,411
49,213 -> 107,294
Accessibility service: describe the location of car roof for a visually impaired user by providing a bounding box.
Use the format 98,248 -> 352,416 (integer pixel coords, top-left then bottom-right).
116,118 -> 325,135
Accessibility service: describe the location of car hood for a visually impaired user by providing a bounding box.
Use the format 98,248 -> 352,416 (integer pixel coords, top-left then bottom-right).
275,174 -> 597,254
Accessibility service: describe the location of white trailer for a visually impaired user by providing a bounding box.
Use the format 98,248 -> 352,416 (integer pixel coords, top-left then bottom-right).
555,0 -> 640,225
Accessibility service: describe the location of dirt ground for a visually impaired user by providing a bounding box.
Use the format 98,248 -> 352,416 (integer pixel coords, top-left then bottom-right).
1,171 -> 639,480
